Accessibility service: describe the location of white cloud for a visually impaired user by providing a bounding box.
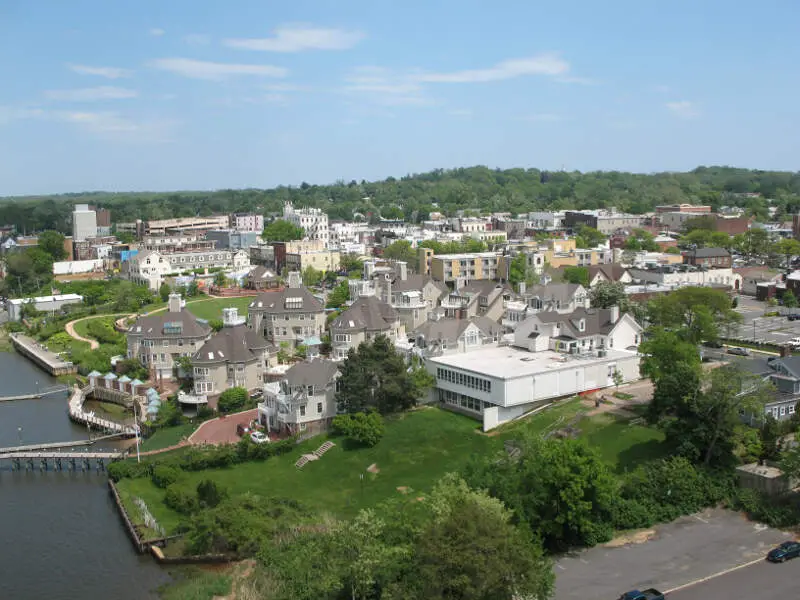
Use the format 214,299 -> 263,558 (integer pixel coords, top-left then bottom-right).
523,113 -> 565,122
415,53 -> 569,84
183,34 -> 211,46
342,66 -> 430,106
0,106 -> 46,124
555,75 -> 597,85
59,111 -> 174,141
149,28 -> 165,37
44,86 -> 139,101
67,64 -> 132,79
150,57 -> 287,80
666,100 -> 699,118
224,25 -> 364,52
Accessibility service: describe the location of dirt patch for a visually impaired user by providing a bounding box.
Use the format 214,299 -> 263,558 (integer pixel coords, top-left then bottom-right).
396,486 -> 409,494
212,559 -> 256,600
603,529 -> 657,548
367,463 -> 380,474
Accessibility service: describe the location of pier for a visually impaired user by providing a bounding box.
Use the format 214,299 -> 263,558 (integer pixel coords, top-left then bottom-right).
10,334 -> 77,376
0,432 -> 128,454
0,385 -> 71,403
68,384 -> 138,437
0,450 -> 124,473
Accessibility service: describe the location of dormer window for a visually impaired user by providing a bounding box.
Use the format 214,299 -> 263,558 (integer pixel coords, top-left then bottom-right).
578,319 -> 586,332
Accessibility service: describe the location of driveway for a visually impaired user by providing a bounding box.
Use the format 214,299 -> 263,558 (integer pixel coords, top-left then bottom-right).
188,408 -> 259,445
554,508 -> 792,600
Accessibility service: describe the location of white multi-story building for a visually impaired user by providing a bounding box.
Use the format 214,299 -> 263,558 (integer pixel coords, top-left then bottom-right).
72,204 -> 97,242
127,248 -> 250,290
283,201 -> 329,246
232,213 -> 264,233
427,305 -> 642,431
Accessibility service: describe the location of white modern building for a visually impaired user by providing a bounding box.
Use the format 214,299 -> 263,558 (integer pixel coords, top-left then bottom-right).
7,293 -> 84,321
427,305 -> 642,431
72,204 -> 97,242
283,201 -> 329,246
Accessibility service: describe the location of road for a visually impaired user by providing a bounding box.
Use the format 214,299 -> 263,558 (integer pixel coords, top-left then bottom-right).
669,559 -> 799,599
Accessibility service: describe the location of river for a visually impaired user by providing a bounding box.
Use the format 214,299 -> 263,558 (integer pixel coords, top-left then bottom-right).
0,350 -> 171,600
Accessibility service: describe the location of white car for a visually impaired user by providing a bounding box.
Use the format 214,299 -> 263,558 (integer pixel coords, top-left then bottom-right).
250,431 -> 269,444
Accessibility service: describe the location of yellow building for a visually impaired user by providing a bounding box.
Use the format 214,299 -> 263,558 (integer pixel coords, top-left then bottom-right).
429,252 -> 502,283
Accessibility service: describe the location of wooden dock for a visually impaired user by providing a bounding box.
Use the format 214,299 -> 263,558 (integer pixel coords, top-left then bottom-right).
10,334 -> 77,376
0,432 -> 127,454
0,451 -> 122,460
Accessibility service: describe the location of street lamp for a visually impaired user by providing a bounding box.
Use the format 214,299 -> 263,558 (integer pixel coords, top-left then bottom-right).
17,426 -> 22,446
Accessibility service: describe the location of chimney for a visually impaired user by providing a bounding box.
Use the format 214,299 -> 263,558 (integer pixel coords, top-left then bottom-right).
518,281 -> 526,295
608,305 -> 619,324
397,261 -> 408,281
168,292 -> 183,313
222,307 -> 245,327
364,260 -> 375,280
385,273 -> 392,304
286,271 -> 301,288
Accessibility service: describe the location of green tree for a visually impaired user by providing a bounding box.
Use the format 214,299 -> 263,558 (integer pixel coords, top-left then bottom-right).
218,387 -> 249,414
340,253 -> 364,276
208,318 -> 224,332
759,414 -> 783,462
784,290 -> 798,308
262,219 -> 304,242
326,280 -> 349,309
383,240 -> 416,265
648,286 -> 741,344
186,279 -> 200,297
562,266 -> 590,287
467,436 -> 620,551
589,281 -> 628,310
773,238 -> 800,268
574,225 -> 606,249
38,230 -> 67,260
159,281 -> 171,302
332,411 -> 385,447
336,335 -> 429,414
213,271 -> 228,287
301,266 -> 323,287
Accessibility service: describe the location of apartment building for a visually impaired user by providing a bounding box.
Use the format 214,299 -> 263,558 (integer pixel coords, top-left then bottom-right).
72,204 -> 97,242
132,215 -> 230,238
273,239 -> 340,273
329,296 -> 406,360
232,213 -> 264,233
503,282 -> 590,330
429,252 -> 502,283
283,201 -> 329,246
206,229 -> 260,251
127,293 -> 212,380
248,284 -> 326,349
141,234 -> 215,253
127,250 -> 172,290
565,210 -> 644,235
259,359 -> 340,436
684,247 -> 733,268
192,307 -> 274,401
628,263 -> 742,290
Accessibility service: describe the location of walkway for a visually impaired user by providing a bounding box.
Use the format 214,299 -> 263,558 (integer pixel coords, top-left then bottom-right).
188,408 -> 259,445
11,334 -> 76,375
68,385 -> 137,436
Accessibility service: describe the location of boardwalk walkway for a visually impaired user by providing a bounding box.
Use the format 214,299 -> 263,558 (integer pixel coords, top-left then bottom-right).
69,385 -> 137,436
10,334 -> 76,375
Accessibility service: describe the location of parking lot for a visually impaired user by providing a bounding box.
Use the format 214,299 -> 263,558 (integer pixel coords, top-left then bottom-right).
554,508 -> 792,600
728,296 -> 800,345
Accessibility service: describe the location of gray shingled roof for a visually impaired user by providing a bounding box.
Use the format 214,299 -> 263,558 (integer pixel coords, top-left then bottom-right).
332,296 -> 399,332
460,279 -> 512,297
128,310 -> 211,339
413,315 -> 502,343
285,359 -> 339,388
535,307 -> 620,338
587,264 -> 630,282
192,324 -> 273,364
391,274 -> 448,297
520,282 -> 582,304
247,265 -> 277,282
249,285 -> 323,314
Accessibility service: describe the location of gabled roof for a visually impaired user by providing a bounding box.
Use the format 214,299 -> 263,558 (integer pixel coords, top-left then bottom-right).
128,310 -> 211,339
588,264 -> 630,282
285,359 -> 339,389
520,282 -> 583,303
249,285 -> 323,314
414,315 -> 502,343
459,279 -> 512,298
533,307 -> 630,338
332,296 -> 399,332
247,265 -> 277,282
390,273 -> 448,297
192,324 -> 272,364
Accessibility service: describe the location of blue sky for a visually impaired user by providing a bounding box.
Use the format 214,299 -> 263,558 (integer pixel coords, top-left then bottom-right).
1,0 -> 799,196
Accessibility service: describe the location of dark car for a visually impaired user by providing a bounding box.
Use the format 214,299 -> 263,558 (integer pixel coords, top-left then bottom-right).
702,340 -> 723,348
767,541 -> 800,562
619,589 -> 665,600
788,314 -> 800,321
727,347 -> 751,356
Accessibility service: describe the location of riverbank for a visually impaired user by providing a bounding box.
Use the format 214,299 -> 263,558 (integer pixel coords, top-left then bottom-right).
0,327 -> 12,352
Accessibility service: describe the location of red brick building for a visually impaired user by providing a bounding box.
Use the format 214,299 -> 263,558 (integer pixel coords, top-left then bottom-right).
683,247 -> 732,268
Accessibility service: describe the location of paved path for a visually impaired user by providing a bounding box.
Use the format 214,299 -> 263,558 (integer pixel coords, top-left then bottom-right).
64,313 -> 131,350
188,409 -> 259,445
669,556 -> 798,599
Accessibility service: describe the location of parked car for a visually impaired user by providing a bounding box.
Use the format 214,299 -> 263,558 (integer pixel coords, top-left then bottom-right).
702,340 -> 723,348
727,347 -> 750,356
767,541 -> 800,562
250,431 -> 269,444
787,314 -> 800,321
619,589 -> 665,600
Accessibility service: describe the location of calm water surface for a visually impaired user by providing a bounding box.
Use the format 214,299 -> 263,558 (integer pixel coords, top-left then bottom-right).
0,350 -> 171,600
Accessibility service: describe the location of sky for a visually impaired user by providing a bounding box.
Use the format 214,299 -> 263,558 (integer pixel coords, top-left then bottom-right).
1,0 -> 799,196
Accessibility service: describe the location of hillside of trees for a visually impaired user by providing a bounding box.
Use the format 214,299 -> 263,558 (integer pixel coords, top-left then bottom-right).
3,165 -> 800,234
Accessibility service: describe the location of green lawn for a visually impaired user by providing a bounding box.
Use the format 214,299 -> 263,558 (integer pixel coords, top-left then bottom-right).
495,396 -> 587,439
184,297 -> 254,321
580,412 -> 667,473
140,423 -> 197,452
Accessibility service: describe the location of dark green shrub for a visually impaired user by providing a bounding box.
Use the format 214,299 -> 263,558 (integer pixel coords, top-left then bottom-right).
197,479 -> 228,508
107,460 -> 151,482
164,483 -> 199,514
217,387 -> 248,414
151,464 -> 182,489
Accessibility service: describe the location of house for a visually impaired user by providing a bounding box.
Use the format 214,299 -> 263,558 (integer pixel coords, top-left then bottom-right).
7,293 -> 84,322
429,252 -> 503,283
127,250 -> 172,290
245,265 -> 281,291
684,247 -> 732,268
412,315 -> 502,358
258,358 -> 340,436
440,280 -> 512,321
330,296 -> 406,360
127,293 -> 212,380
427,304 -> 642,431
738,356 -> 800,424
364,261 -> 448,330
191,307 -> 275,403
586,264 -> 633,287
502,282 -> 589,330
247,282 -> 325,349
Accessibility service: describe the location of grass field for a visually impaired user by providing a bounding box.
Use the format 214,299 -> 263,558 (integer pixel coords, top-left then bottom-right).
140,423 -> 197,452
580,412 -> 667,473
184,297 -> 254,321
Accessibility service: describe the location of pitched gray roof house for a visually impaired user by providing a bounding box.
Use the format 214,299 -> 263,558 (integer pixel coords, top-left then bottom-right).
249,285 -> 323,314
391,273 -> 448,297
414,315 -> 502,344
285,359 -> 339,389
192,323 -> 272,365
332,296 -> 400,332
128,308 -> 211,340
534,306 -> 622,339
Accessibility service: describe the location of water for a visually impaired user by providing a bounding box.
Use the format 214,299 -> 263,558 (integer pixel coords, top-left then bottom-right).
0,350 -> 171,600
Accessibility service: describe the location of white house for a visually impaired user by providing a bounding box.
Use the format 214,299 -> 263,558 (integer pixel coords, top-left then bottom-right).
7,293 -> 84,321
128,250 -> 172,290
427,305 -> 642,431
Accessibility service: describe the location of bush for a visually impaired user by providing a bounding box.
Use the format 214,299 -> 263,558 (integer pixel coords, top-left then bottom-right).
107,460 -> 151,482
218,387 -> 248,414
331,411 -> 385,447
151,464 -> 182,489
197,479 -> 228,508
164,483 -> 199,514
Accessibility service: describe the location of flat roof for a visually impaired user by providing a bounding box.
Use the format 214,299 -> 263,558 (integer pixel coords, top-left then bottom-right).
430,345 -> 637,379
431,252 -> 499,260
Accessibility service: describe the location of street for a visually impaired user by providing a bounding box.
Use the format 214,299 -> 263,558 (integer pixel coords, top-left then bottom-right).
554,508 -> 792,600
669,558 -> 800,599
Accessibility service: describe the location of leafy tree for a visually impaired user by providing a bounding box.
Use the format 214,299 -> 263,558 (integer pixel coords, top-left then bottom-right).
340,253 -> 364,277
773,238 -> 800,268
574,224 -> 606,249
665,246 -> 681,255
784,290 -> 798,308
648,286 -> 740,344
159,282 -> 171,302
38,230 -> 67,260
213,271 -> 228,288
589,281 -> 628,310
623,229 -> 659,252
326,280 -> 349,309
562,266 -> 589,287
277,341 -> 291,364
332,411 -> 385,447
263,219 -> 304,242
301,266 -> 323,287
218,387 -> 249,414
208,318 -> 224,332
507,253 -> 538,290
382,240 -> 416,265
759,414 -> 783,462
294,344 -> 307,359
466,436 -> 620,551
197,479 -> 228,508
336,335 -> 430,414
186,279 -> 200,297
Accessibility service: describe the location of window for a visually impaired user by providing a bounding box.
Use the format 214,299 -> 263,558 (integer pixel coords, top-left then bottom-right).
300,405 -> 306,417
307,385 -> 314,395
790,404 -> 796,415
163,340 -> 169,347
781,405 -> 787,417
317,402 -> 323,414
299,423 -> 307,431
